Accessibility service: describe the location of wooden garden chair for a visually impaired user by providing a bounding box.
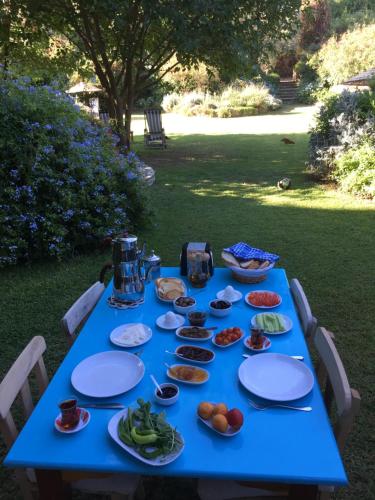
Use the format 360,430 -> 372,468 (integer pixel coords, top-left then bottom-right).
0,336 -> 142,500
314,327 -> 361,499
144,108 -> 167,148
290,278 -> 318,342
61,281 -> 105,345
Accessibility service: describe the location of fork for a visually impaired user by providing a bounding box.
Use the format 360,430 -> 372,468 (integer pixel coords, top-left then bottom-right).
248,399 -> 312,412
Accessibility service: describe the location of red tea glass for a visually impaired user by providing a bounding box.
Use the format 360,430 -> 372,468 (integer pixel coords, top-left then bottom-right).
59,398 -> 80,429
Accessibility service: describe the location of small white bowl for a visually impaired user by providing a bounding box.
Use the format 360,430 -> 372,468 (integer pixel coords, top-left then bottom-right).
209,299 -> 232,317
156,311 -> 185,330
154,383 -> 179,406
173,296 -> 196,315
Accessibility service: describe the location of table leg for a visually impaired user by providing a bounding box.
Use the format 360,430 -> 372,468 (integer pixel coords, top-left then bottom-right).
35,469 -> 71,500
289,484 -> 318,499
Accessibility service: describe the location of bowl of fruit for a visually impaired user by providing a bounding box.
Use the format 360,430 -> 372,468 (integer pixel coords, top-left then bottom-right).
212,327 -> 244,348
209,299 -> 232,317
173,296 -> 196,315
197,401 -> 244,437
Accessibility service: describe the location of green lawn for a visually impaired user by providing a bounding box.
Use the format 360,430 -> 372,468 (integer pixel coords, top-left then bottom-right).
1,122 -> 374,499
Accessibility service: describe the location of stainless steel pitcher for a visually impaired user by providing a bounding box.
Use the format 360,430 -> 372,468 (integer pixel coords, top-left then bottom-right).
100,234 -> 152,305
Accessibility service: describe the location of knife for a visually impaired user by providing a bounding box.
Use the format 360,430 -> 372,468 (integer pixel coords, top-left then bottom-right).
79,403 -> 124,409
242,354 -> 304,361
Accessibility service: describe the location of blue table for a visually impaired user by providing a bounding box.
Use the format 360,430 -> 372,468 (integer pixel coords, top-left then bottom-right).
5,268 -> 347,498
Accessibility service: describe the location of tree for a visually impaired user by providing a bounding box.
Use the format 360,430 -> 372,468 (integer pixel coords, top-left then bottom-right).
0,0 -> 89,83
33,0 -> 301,147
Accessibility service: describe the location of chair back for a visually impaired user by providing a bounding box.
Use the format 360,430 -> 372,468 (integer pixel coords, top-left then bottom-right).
290,278 -> 317,339
314,327 -> 360,453
61,281 -> 105,344
0,336 -> 48,499
144,108 -> 163,133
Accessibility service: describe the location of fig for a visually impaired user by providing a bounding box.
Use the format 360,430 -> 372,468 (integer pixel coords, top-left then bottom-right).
212,403 -> 228,416
198,402 -> 214,420
226,408 -> 244,429
212,414 -> 228,433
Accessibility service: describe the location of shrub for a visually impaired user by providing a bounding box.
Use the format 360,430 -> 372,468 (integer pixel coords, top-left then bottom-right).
333,139 -> 375,198
0,75 -> 149,266
162,83 -> 281,118
308,89 -> 375,197
310,24 -> 375,85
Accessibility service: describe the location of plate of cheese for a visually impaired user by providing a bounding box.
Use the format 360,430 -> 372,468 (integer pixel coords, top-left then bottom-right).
155,277 -> 187,302
110,323 -> 152,347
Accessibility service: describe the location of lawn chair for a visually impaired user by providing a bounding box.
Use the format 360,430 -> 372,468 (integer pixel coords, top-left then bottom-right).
144,108 -> 167,148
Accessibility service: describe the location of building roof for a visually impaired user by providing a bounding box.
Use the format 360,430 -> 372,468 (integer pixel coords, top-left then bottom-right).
343,68 -> 375,85
67,82 -> 103,94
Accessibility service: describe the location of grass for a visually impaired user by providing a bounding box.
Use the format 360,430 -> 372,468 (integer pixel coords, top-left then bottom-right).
1,112 -> 374,499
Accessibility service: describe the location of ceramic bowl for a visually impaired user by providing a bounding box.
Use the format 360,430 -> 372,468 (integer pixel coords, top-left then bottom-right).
173,296 -> 196,315
154,383 -> 179,406
209,299 -> 232,317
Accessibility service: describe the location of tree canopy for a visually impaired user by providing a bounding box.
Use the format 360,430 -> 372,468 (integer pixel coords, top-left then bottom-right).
5,0 -> 302,145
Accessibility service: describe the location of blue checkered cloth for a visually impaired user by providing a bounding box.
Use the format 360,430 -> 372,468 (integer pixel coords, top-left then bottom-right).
224,243 -> 279,262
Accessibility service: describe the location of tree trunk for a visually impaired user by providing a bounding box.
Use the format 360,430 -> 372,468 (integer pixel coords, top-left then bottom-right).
114,99 -> 126,148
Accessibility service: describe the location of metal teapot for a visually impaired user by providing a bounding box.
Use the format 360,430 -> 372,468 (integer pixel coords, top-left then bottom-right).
100,233 -> 156,306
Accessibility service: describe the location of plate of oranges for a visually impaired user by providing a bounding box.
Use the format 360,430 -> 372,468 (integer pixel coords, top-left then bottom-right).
197,401 -> 243,437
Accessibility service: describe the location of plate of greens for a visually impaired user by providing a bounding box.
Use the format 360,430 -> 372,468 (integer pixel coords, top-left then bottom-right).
108,399 -> 184,466
251,313 -> 292,335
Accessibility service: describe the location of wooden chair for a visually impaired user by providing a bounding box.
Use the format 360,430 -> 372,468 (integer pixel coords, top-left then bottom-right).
61,281 -> 105,345
290,278 -> 317,341
314,327 -> 361,499
144,108 -> 167,148
0,336 -> 142,500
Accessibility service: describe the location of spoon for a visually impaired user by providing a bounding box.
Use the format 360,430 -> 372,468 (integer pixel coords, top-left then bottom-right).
150,374 -> 163,394
242,354 -> 304,361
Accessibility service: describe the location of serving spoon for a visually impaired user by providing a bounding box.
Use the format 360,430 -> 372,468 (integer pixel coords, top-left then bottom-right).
150,374 -> 163,394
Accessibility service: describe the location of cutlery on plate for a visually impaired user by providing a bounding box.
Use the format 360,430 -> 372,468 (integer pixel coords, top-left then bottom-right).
248,400 -> 312,412
242,354 -> 304,361
79,403 -> 124,409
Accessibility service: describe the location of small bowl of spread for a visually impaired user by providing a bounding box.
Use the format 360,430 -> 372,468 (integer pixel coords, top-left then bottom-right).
188,311 -> 207,326
154,383 -> 179,406
174,296 -> 196,315
209,299 -> 232,317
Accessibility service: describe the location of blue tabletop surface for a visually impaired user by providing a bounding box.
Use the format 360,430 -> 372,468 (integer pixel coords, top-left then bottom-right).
5,268 -> 347,486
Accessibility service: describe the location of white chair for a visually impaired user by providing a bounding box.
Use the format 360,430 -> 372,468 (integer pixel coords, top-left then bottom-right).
290,278 -> 317,341
0,336 -> 142,500
144,108 -> 167,148
61,281 -> 105,344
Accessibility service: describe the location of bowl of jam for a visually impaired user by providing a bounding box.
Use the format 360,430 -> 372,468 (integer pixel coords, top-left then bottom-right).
154,383 -> 179,406
209,299 -> 232,317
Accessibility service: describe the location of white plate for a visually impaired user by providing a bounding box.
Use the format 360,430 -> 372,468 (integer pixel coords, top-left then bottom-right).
212,328 -> 244,348
226,261 -> 275,277
71,351 -> 145,398
251,313 -> 292,335
176,326 -> 213,342
245,290 -> 282,309
216,289 -> 243,303
238,353 -> 314,401
108,408 -> 184,466
110,323 -> 152,347
243,335 -> 271,352
155,278 -> 187,303
198,403 -> 241,437
174,345 -> 216,364
166,364 -> 209,385
156,313 -> 185,330
55,408 -> 90,434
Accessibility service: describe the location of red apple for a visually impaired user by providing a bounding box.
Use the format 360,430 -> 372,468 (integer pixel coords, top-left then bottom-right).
226,408 -> 244,429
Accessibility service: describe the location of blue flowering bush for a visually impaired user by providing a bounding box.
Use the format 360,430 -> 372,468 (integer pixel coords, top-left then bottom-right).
0,75 -> 150,266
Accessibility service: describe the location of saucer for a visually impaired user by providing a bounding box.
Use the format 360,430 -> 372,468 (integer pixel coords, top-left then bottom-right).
216,287 -> 242,303
243,335 -> 272,352
55,408 -> 90,434
156,313 -> 185,330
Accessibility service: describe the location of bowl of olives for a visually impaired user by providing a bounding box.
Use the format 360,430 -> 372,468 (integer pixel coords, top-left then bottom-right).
173,295 -> 196,315
209,299 -> 232,317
